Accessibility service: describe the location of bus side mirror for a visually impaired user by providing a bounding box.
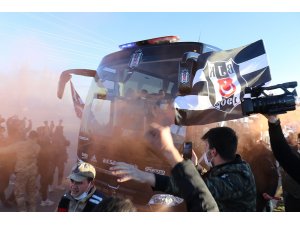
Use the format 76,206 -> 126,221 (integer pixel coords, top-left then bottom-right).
57,71 -> 72,99
57,69 -> 96,99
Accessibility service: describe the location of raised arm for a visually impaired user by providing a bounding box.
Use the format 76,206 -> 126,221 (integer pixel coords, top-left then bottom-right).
110,123 -> 219,211
265,114 -> 300,184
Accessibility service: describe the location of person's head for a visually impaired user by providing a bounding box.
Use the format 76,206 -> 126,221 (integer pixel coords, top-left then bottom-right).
93,196 -> 137,212
151,98 -> 174,126
201,126 -> 238,167
140,89 -> 148,98
68,162 -> 96,199
159,89 -> 165,95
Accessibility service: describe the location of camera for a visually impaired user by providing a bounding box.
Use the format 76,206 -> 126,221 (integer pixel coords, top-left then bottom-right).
241,81 -> 298,116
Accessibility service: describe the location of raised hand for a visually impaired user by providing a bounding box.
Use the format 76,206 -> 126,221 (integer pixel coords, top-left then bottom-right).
144,123 -> 183,167
109,162 -> 155,186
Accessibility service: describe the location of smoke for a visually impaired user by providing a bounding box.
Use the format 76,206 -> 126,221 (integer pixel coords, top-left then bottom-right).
0,67 -> 81,162
1,68 -> 75,122
187,108 -> 300,158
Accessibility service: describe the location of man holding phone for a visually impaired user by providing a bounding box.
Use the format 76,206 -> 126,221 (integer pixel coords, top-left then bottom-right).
155,126 -> 256,211
110,124 -> 219,212
110,124 -> 256,211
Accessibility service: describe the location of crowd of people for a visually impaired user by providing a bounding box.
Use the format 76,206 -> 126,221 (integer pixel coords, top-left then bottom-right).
108,114 -> 299,212
0,111 -> 299,212
0,115 -> 70,211
53,111 -> 300,212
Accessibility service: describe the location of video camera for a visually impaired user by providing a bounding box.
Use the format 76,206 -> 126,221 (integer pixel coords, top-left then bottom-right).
241,81 -> 298,116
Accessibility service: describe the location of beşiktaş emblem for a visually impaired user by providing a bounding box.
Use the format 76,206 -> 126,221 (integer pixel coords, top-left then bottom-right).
179,69 -> 190,84
129,49 -> 143,69
204,58 -> 247,113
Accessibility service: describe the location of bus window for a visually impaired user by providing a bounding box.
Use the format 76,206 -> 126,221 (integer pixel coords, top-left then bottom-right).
91,99 -> 111,126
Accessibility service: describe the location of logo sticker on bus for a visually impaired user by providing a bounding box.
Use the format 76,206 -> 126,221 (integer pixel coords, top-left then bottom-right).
129,49 -> 143,69
145,167 -> 165,175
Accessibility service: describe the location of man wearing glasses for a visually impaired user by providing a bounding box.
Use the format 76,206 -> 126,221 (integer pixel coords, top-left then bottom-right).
57,162 -> 106,212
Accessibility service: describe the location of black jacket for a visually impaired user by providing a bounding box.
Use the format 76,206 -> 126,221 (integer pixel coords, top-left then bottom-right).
268,120 -> 300,184
57,187 -> 105,212
169,160 -> 219,212
154,155 -> 256,212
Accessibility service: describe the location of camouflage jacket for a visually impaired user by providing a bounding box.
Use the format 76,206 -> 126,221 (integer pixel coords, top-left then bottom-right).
154,154 -> 256,212
0,139 -> 40,173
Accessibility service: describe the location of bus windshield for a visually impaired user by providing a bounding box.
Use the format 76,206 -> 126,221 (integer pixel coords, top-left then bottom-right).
79,42 -> 206,144
81,59 -> 177,138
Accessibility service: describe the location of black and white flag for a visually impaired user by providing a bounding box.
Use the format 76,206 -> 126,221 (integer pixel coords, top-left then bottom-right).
70,81 -> 84,119
175,40 -> 271,126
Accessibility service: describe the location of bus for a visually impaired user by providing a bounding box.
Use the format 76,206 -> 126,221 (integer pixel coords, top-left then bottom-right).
57,36 -> 221,211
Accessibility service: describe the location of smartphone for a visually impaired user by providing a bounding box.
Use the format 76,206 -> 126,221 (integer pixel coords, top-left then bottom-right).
183,142 -> 193,160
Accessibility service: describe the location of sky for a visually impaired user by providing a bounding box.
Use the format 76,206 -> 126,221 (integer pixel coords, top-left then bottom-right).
0,12 -> 299,99
1,1 -> 299,224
